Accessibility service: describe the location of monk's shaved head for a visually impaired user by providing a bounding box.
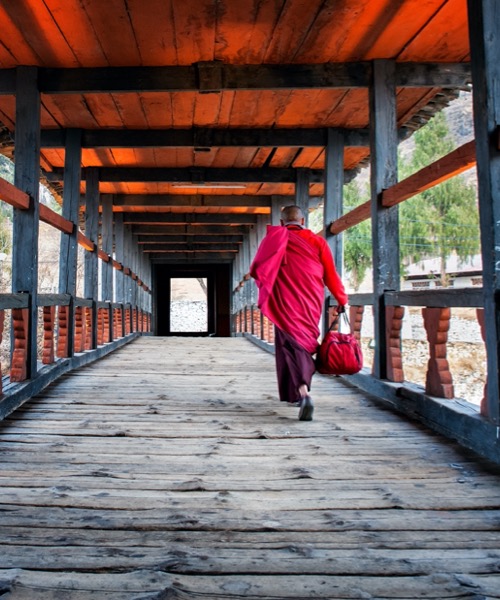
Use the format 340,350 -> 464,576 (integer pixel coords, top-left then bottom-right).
281,205 -> 304,223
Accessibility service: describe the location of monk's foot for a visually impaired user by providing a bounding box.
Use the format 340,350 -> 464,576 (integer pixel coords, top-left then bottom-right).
299,395 -> 314,421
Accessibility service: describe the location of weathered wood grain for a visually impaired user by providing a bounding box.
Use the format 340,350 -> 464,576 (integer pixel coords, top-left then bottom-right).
0,337 -> 499,599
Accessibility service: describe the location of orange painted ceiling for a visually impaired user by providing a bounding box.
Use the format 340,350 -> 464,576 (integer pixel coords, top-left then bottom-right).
0,0 -> 471,258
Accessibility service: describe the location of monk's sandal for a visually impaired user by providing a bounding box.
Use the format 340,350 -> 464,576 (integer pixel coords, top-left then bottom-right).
298,395 -> 314,421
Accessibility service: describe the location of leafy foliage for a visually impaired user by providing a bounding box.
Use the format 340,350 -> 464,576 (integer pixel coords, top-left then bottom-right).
342,180 -> 372,291
398,111 -> 479,285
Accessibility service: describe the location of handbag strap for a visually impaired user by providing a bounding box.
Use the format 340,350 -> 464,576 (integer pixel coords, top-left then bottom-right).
328,310 -> 351,332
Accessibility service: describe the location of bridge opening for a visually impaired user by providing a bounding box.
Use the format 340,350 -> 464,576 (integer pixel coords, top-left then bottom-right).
154,264 -> 232,337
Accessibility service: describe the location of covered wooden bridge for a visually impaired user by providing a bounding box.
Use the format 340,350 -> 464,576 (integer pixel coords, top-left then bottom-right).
0,0 -> 500,597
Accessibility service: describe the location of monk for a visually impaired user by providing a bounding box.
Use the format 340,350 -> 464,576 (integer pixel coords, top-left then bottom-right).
250,205 -> 348,421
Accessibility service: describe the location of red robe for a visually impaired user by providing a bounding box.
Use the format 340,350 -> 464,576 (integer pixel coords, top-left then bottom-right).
250,225 -> 348,354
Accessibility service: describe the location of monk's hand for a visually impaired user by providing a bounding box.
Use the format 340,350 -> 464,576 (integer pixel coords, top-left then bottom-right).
336,304 -> 346,314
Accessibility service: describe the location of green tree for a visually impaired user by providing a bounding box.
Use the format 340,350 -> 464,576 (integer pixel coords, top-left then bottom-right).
343,180 -> 372,291
399,111 -> 479,285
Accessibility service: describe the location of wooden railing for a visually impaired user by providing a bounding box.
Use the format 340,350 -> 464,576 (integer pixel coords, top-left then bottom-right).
0,176 -> 151,404
233,283 -> 485,408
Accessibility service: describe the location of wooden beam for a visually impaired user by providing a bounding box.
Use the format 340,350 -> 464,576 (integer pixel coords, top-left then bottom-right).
141,244 -> 239,252
42,128 -> 372,149
107,194 -> 272,208
47,167 -> 324,184
382,140 -> 476,207
329,140 -> 477,235
137,235 -> 243,244
329,202 -> 371,235
39,203 -> 73,234
78,231 -> 95,251
124,214 -> 258,225
148,252 -> 235,261
0,62 -> 470,95
0,177 -> 30,210
132,225 -> 249,235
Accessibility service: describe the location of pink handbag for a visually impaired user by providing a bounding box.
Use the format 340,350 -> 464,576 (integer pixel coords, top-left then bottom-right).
316,313 -> 363,375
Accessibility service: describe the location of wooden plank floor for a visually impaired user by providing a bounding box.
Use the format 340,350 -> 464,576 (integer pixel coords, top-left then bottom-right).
1,337 -> 500,599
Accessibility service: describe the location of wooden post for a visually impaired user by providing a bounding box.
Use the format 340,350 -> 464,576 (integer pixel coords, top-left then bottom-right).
101,195 -> 114,341
271,195 -> 283,225
467,0 -> 500,424
57,128 -> 81,358
295,168 -> 310,227
12,66 -> 40,380
84,168 -> 99,350
324,128 -> 345,333
114,213 -> 126,337
369,59 -> 399,380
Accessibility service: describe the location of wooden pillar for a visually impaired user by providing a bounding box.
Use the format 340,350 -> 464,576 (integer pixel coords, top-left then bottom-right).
57,129 -> 81,358
101,196 -> 114,302
323,128 -> 345,332
369,59 -> 399,380
248,224 -> 259,305
114,213 -> 125,303
84,168 -> 99,350
467,0 -> 500,424
12,66 -> 40,380
295,168 -> 310,227
271,195 -> 283,225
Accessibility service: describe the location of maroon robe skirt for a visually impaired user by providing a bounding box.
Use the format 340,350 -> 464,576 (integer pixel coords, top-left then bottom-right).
274,327 -> 316,403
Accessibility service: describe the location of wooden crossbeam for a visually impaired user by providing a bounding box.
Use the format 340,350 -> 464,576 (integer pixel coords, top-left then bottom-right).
382,140 -> 476,207
132,225 -> 249,235
124,214 -> 258,225
0,176 -> 30,210
77,231 -> 95,251
39,204 -> 74,234
137,235 -> 243,244
43,128 -> 371,149
329,140 -> 477,235
0,63 -> 471,94
48,167 -> 324,184
139,243 -> 240,252
105,194 -> 272,208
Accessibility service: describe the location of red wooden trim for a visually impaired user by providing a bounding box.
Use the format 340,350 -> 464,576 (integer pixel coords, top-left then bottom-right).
131,272 -> 138,280
0,177 -> 30,210
422,307 -> 454,399
78,231 -> 95,251
42,305 -> 56,364
385,305 -> 404,383
56,305 -> 70,358
39,204 -> 74,234
123,267 -> 131,276
10,308 -> 29,382
112,259 -> 122,270
382,140 -> 476,208
98,249 -> 110,262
